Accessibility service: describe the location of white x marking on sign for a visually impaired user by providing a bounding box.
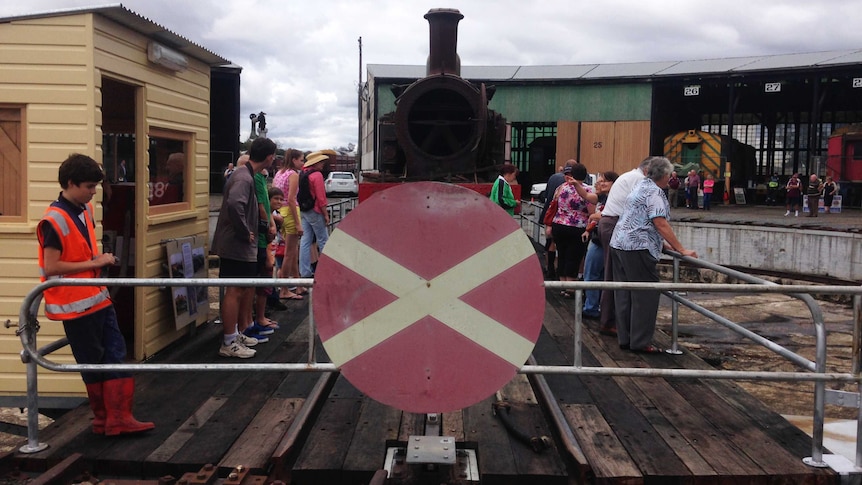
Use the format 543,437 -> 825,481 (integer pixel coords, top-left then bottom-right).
322,228 -> 537,368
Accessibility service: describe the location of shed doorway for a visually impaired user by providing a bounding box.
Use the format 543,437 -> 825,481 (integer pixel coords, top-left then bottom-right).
101,77 -> 139,356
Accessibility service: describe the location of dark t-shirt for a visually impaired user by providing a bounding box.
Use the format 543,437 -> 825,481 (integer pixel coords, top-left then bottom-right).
39,194 -> 92,252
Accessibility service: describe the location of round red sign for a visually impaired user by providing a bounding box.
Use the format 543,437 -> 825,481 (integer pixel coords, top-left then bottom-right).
313,182 -> 545,413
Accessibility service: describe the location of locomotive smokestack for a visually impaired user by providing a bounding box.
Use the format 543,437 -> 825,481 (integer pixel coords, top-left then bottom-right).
424,8 -> 463,76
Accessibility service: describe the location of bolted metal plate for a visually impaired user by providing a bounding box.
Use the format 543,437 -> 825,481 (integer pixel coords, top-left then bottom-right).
405,435 -> 457,464
385,444 -> 480,482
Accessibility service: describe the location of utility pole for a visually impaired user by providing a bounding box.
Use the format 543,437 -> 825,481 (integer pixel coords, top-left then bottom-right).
357,36 -> 363,173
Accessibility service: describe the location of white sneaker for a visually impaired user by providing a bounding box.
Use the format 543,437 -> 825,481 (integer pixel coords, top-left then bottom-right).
784,210 -> 790,216
236,333 -> 259,347
219,340 -> 256,358
795,211 -> 799,217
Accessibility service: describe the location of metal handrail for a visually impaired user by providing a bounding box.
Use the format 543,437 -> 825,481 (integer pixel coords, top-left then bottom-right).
15,279 -> 862,468
519,197 -> 860,468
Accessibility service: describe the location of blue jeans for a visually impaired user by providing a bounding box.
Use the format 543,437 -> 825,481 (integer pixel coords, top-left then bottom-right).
299,210 -> 329,278
582,241 -> 604,316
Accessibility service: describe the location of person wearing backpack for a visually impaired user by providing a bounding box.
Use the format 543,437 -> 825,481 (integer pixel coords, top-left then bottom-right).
298,152 -> 330,279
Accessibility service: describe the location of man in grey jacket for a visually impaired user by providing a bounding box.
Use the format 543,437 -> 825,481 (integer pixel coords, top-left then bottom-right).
212,137 -> 277,358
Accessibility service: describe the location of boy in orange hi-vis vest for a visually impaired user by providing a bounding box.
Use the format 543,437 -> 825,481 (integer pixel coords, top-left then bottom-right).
37,153 -> 153,436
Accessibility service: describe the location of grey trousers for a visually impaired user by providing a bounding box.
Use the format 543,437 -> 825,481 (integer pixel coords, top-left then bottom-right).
598,216 -> 619,331
611,248 -> 660,350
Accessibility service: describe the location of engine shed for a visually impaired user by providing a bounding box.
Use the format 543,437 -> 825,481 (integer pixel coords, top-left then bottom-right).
361,49 -> 862,206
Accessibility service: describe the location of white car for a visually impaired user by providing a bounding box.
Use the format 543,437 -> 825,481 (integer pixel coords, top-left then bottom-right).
324,171 -> 359,197
530,183 -> 547,202
531,173 -> 596,202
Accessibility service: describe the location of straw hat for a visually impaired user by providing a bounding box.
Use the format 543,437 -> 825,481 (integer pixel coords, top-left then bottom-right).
303,152 -> 328,168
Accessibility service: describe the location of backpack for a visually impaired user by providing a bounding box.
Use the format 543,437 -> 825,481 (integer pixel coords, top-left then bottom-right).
297,170 -> 315,212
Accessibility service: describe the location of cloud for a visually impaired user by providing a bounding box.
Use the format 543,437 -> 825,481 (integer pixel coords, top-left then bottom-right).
1,0 -> 861,151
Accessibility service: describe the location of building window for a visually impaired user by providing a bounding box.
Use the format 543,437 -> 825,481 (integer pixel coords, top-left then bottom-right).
148,128 -> 191,213
510,122 -> 557,173
0,106 -> 25,221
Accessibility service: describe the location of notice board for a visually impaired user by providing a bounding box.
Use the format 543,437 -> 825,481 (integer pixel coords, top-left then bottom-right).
165,236 -> 208,329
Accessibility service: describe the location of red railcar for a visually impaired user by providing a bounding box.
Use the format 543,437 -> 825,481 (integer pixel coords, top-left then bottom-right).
826,126 -> 862,182
825,125 -> 862,207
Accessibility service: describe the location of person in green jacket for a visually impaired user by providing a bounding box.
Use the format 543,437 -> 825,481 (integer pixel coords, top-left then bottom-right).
491,164 -> 519,215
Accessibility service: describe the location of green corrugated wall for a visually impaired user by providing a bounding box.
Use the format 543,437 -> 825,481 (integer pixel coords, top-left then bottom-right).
374,82 -> 653,122
489,84 -> 652,121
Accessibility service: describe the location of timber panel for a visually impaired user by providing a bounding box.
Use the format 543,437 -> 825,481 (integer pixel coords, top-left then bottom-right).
579,122 -> 616,174
613,121 -> 651,171
556,120 -> 580,164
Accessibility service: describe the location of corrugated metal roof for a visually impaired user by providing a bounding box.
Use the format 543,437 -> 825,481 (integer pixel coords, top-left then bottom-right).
0,3 -> 231,66
581,60 -> 678,79
513,64 -> 598,80
655,56 -> 763,76
368,48 -> 862,82
732,50 -> 859,71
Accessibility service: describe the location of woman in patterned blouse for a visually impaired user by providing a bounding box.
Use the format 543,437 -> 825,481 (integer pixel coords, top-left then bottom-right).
609,156 -> 698,353
549,163 -> 598,296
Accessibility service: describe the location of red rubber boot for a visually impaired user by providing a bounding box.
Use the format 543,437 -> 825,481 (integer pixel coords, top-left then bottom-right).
103,377 -> 154,436
84,382 -> 106,434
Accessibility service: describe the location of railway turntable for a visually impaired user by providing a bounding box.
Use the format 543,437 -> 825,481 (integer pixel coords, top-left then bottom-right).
9,281 -> 842,483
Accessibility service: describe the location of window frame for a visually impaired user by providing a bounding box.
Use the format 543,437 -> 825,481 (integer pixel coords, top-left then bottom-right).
0,104 -> 26,223
147,127 -> 193,217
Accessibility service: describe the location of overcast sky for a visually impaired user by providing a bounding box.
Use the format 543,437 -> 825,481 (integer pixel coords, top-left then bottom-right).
2,1 -> 861,152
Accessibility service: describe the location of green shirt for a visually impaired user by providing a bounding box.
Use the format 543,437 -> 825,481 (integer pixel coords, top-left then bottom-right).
490,176 -> 517,215
255,173 -> 271,249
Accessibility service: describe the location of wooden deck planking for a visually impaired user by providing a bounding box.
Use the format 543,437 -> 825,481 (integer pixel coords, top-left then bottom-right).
562,404 -> 642,484
341,398 -> 402,476
292,372 -> 567,484
540,295 -> 696,478
219,396 -> 304,472
290,396 -> 364,484
545,291 -> 837,483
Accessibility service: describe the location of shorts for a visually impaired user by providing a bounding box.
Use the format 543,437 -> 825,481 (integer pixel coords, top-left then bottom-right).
280,206 -> 301,236
218,258 -> 257,278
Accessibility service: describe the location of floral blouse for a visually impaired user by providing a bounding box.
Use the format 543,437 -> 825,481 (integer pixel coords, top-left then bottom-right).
552,183 -> 594,228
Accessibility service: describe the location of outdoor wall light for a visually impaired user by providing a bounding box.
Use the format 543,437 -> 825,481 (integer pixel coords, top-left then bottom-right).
147,42 -> 188,72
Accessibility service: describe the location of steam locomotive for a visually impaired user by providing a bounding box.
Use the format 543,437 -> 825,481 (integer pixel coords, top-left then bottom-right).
360,8 -> 513,200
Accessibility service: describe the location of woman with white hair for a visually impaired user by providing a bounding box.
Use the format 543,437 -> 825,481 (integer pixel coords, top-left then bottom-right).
609,156 -> 698,353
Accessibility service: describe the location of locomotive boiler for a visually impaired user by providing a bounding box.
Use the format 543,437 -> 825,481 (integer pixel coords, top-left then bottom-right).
374,8 -> 507,184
